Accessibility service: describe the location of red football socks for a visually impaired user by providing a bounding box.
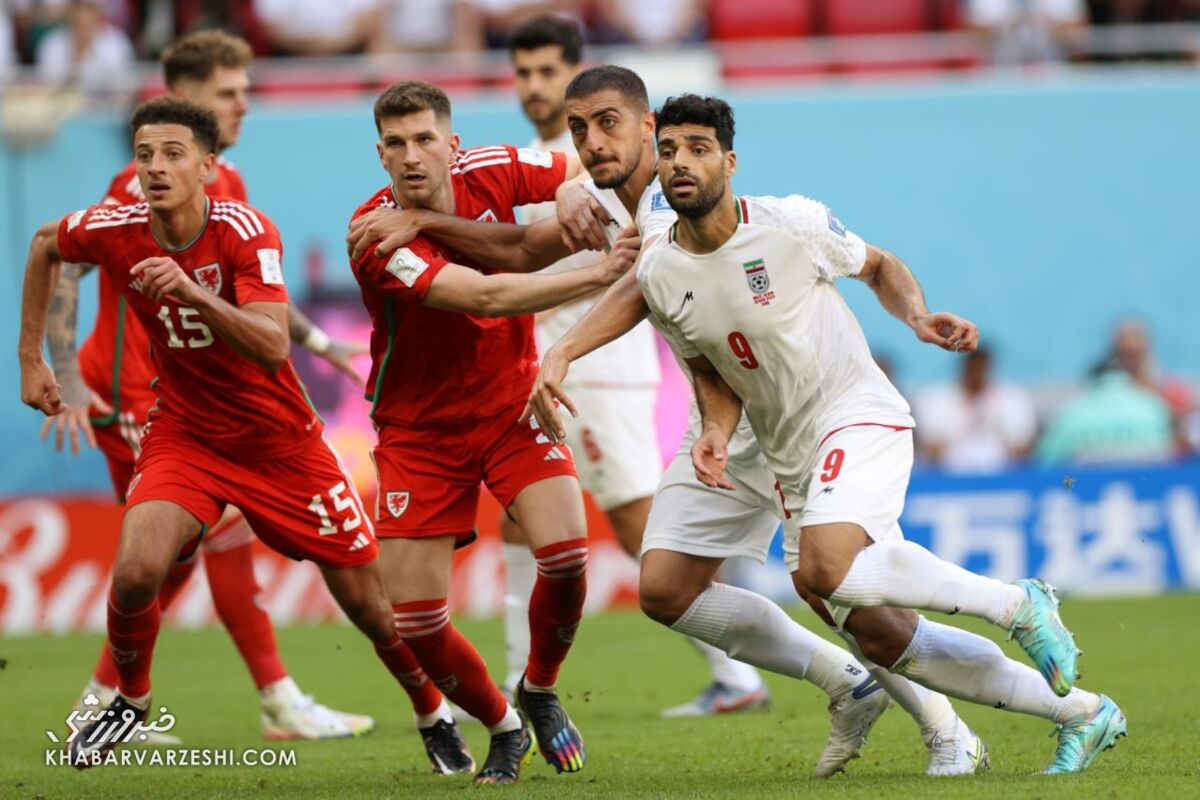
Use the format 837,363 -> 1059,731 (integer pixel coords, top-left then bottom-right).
373,634 -> 444,717
526,538 -> 587,688
393,599 -> 507,727
204,532 -> 288,690
106,588 -> 160,698
92,560 -> 194,688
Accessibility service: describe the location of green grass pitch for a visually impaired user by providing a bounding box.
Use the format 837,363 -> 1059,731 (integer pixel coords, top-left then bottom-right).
2,593 -> 1198,799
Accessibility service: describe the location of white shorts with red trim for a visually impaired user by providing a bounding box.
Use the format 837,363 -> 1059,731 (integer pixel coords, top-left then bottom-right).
557,385 -> 661,511
780,424 -> 914,572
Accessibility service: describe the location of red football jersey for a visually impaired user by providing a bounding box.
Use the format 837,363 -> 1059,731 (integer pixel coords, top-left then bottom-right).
78,158 -> 248,420
58,197 -> 322,457
350,144 -> 567,427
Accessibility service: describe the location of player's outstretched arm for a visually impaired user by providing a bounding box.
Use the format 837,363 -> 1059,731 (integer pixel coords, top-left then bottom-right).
687,353 -> 741,491
423,226 -> 639,318
130,256 -> 290,371
18,220 -> 69,416
286,305 -> 368,385
523,268 -> 651,442
349,207 -> 570,273
41,260 -> 111,454
856,244 -> 979,353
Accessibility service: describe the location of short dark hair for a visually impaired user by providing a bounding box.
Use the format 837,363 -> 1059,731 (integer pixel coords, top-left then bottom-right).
130,96 -> 220,154
655,94 -> 736,151
509,14 -> 583,64
161,29 -> 252,88
374,81 -> 452,133
564,65 -> 648,112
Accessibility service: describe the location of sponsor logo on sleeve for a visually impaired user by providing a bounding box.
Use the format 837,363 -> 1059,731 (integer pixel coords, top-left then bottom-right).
517,148 -> 553,168
385,248 -> 430,287
194,264 -> 223,294
826,206 -> 847,238
257,249 -> 284,284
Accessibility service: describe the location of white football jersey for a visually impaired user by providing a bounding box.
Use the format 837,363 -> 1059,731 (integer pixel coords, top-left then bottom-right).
522,130 -> 659,387
637,194 -> 913,495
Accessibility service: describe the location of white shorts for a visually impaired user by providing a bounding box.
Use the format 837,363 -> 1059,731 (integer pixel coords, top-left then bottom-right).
559,385 -> 661,510
641,436 -> 781,563
781,425 -> 914,572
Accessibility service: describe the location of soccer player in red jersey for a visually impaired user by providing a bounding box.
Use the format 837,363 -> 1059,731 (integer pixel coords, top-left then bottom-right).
18,97 -> 412,769
39,31 -> 371,741
348,82 -> 636,783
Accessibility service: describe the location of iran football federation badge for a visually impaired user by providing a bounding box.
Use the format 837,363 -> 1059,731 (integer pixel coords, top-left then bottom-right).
385,491 -> 410,518
743,258 -> 775,306
194,263 -> 222,294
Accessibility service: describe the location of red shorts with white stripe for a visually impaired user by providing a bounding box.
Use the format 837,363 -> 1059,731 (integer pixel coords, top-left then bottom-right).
371,403 -> 578,542
126,427 -> 377,568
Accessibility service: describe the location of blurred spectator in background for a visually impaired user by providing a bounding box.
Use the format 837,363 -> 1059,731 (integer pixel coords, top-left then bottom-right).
377,0 -> 485,53
967,0 -> 1087,64
253,0 -> 384,56
1037,368 -> 1173,465
35,0 -> 134,96
2,12 -> 15,84
469,0 -> 581,48
1096,317 -> 1196,453
593,0 -> 707,46
914,347 -> 1037,473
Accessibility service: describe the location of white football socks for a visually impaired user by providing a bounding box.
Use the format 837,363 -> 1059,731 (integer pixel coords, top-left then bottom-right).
893,616 -> 1101,724
688,637 -> 765,693
487,704 -> 523,736
835,628 -> 957,737
501,542 -> 536,690
414,698 -> 454,729
670,582 -> 864,698
829,540 -> 1026,628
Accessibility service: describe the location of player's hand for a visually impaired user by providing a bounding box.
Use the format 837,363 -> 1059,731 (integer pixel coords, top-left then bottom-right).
38,369 -> 111,455
692,428 -> 735,490
598,225 -> 641,283
130,257 -> 198,304
912,311 -> 979,353
556,180 -> 612,254
521,347 -> 576,443
20,358 -> 64,417
318,338 -> 370,385
347,207 -> 426,262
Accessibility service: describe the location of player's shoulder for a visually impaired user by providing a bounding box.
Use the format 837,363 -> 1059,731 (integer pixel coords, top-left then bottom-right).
216,155 -> 242,177
744,193 -> 849,240
72,201 -> 151,233
209,197 -> 276,243
452,144 -> 518,179
635,230 -> 676,292
103,161 -> 144,204
352,184 -> 398,222
637,177 -> 671,215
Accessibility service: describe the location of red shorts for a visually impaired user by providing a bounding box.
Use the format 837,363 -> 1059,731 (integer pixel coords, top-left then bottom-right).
93,410 -> 149,501
126,427 -> 377,568
371,406 -> 577,541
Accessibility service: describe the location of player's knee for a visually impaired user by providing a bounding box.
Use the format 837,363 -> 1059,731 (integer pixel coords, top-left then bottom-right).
795,557 -> 846,600
344,598 -> 394,643
638,576 -> 696,627
845,609 -> 917,669
111,559 -> 164,608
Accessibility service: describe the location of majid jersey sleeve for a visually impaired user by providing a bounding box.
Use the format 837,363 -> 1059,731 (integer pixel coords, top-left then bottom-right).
635,178 -> 678,243
755,195 -> 867,281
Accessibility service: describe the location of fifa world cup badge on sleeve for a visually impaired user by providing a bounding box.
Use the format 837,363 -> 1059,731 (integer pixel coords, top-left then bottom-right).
743,258 -> 776,307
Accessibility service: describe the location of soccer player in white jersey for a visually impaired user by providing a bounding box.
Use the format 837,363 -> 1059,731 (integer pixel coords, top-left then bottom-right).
537,93 -> 1127,776
350,66 -> 942,776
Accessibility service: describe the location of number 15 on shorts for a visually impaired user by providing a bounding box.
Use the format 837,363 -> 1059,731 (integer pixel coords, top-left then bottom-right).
309,481 -> 362,536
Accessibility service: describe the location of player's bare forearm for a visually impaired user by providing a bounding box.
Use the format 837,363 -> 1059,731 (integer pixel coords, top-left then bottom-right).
690,362 -> 742,442
423,214 -> 570,272
858,243 -> 980,352
858,244 -> 927,328
190,293 -> 291,371
45,261 -> 83,373
287,304 -> 315,343
426,260 -> 612,318
18,221 -> 65,365
553,269 -> 649,363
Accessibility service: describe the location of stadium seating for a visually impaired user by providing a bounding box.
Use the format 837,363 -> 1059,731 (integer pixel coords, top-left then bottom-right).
709,0 -> 814,41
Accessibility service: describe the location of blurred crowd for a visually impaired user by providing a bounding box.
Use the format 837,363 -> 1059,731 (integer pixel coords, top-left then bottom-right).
904,317 -> 1198,474
3,1 -> 1200,95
